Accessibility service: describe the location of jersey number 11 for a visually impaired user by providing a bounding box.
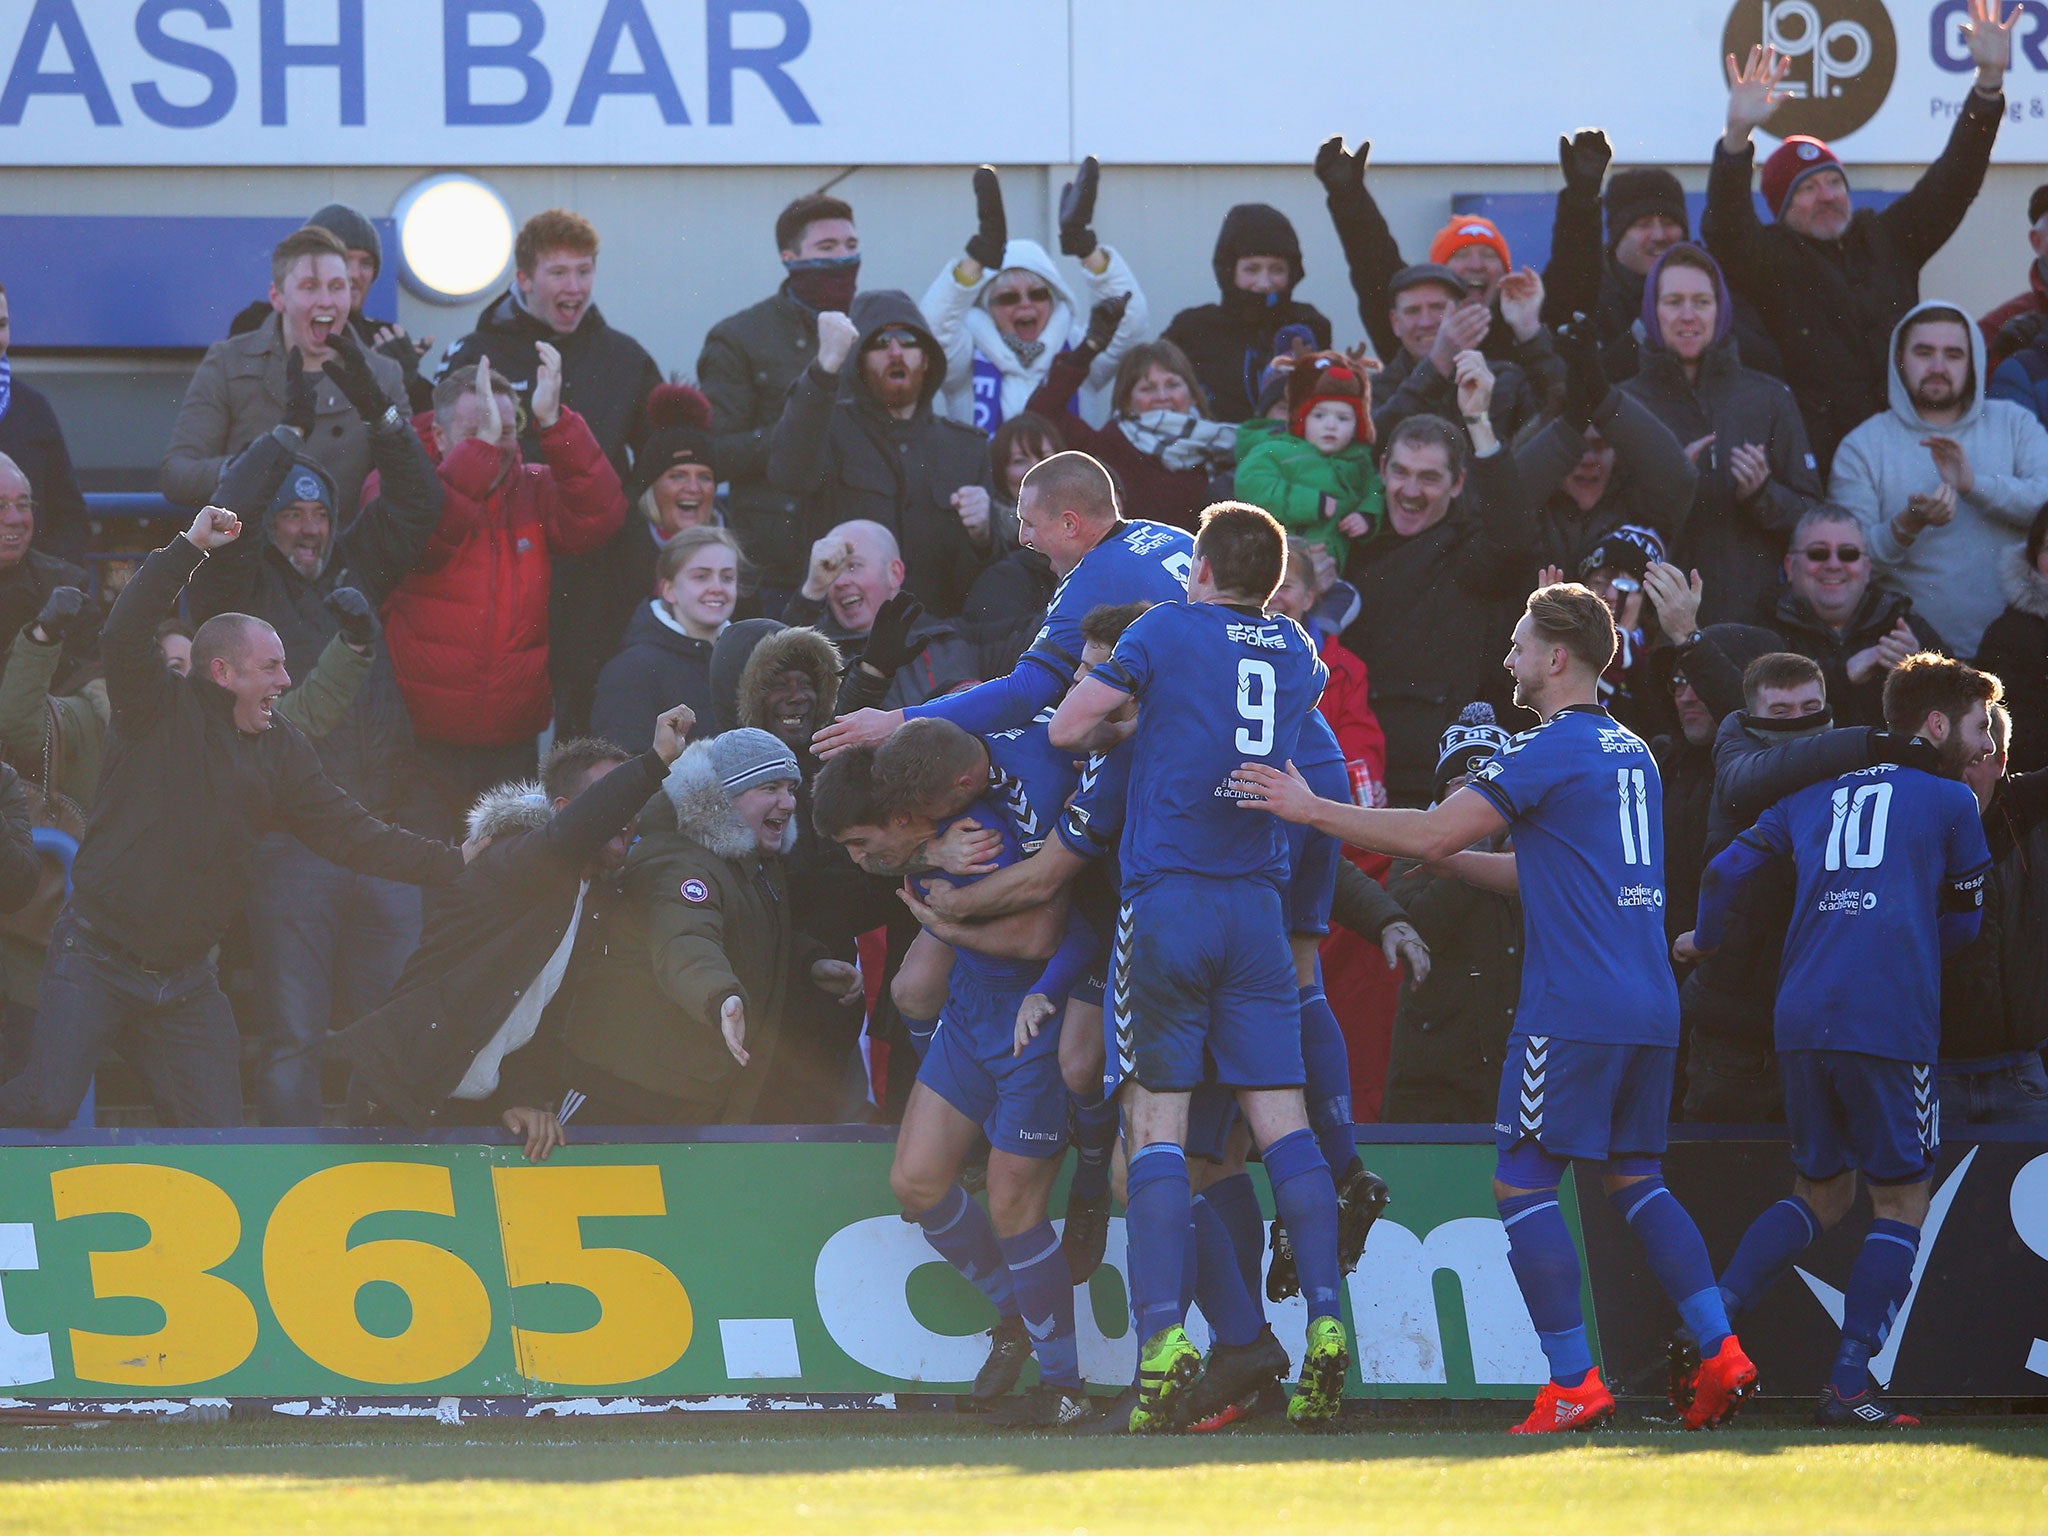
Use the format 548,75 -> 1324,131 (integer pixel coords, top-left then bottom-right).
1616,767 -> 1652,866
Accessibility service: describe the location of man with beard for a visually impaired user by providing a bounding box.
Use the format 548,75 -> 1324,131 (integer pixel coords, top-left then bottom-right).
1685,657 -> 1995,1429
1706,4 -> 2017,472
331,707 -> 695,1154
701,194 -> 864,607
768,294 -> 993,618
1830,304 -> 2048,660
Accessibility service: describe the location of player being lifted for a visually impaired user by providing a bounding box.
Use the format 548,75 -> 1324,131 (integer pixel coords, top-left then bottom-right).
1050,503 -> 1349,1431
1236,582 -> 1755,1433
1682,656 -> 1995,1429
812,744 -> 1095,1427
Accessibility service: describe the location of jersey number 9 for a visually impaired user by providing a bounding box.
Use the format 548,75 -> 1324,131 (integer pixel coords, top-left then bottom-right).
1236,658 -> 1276,754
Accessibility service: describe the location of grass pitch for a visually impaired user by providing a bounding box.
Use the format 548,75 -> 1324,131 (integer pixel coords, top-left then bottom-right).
0,1411 -> 2043,1536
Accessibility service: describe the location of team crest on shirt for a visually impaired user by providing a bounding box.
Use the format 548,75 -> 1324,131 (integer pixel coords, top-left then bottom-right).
680,879 -> 709,904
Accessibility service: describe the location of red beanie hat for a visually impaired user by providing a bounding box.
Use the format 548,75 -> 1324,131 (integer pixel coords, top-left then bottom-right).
1286,353 -> 1371,443
1428,214 -> 1511,271
1759,135 -> 1844,219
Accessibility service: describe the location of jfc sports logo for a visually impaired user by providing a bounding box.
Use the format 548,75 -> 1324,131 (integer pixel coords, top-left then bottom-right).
1722,0 -> 1898,141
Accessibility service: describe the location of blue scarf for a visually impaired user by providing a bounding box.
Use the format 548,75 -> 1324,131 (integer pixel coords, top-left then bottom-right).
0,358 -> 11,424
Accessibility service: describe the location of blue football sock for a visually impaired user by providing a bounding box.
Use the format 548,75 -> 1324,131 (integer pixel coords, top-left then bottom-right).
1718,1197 -> 1821,1320
913,1184 -> 1016,1319
1299,982 -> 1359,1178
1000,1220 -> 1080,1390
1609,1176 -> 1729,1354
1190,1195 -> 1264,1348
1069,1097 -> 1119,1203
1125,1141 -> 1192,1342
1202,1170 -> 1265,1304
1499,1188 -> 1591,1387
901,1012 -> 938,1062
1264,1127 -> 1341,1324
1831,1218 -> 1920,1398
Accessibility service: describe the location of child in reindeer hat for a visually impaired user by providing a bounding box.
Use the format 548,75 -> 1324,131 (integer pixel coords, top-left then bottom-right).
1233,349 -> 1385,566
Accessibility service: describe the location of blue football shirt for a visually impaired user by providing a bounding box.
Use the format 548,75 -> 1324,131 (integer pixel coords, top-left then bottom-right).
1467,705 -> 1680,1046
1022,520 -> 1195,685
1092,601 -> 1328,893
984,707 -> 1081,855
1736,765 -> 1991,1062
912,798 -> 1040,990
1057,742 -> 1133,864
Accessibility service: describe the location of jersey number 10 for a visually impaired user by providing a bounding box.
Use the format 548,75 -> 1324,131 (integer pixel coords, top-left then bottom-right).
1236,659 -> 1276,754
1825,782 -> 1893,871
1616,767 -> 1653,866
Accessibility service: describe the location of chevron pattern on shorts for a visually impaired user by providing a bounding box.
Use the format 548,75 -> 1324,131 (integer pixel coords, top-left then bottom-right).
1517,1035 -> 1550,1136
1112,902 -> 1137,1082
1913,1063 -> 1939,1155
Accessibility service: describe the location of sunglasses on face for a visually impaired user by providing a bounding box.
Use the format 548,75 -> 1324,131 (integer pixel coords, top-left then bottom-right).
1800,544 -> 1863,564
1669,671 -> 1690,692
866,327 -> 921,350
989,287 -> 1053,309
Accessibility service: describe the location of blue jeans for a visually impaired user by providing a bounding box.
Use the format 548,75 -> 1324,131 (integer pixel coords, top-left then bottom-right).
1938,1054 -> 2048,1133
247,834 -> 422,1126
0,909 -> 242,1128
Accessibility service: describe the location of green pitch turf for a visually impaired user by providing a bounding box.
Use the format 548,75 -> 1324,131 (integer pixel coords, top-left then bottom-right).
1,1413 -> 2044,1536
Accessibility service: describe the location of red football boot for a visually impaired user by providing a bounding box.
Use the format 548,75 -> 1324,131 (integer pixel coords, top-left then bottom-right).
1680,1335 -> 1760,1430
1508,1370 -> 1616,1434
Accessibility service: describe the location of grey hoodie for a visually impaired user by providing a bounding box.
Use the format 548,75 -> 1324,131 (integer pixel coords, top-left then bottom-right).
1829,300 -> 2048,657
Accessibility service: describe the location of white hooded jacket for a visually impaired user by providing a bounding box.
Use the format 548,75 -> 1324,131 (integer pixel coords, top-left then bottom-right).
1829,300 -> 2048,657
919,237 -> 1146,431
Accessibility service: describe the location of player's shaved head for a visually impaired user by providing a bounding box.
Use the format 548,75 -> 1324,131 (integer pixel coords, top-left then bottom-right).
1524,583 -> 1618,675
1193,501 -> 1286,604
872,717 -> 987,820
189,613 -> 275,676
1019,450 -> 1119,525
1080,600 -> 1152,650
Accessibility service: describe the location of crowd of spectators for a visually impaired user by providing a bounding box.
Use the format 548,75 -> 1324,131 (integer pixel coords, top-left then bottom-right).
0,23 -> 2043,1145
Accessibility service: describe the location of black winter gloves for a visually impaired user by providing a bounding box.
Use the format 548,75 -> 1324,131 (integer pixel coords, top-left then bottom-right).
966,166 -> 1008,270
1314,135 -> 1370,200
1059,156 -> 1101,259
31,587 -> 86,644
1556,316 -> 1609,431
1558,129 -> 1613,197
322,330 -> 391,424
858,592 -> 932,678
282,347 -> 317,438
1080,292 -> 1131,357
324,586 -> 377,649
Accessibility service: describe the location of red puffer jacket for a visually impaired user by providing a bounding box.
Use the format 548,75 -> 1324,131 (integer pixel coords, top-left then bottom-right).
376,408 -> 624,746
